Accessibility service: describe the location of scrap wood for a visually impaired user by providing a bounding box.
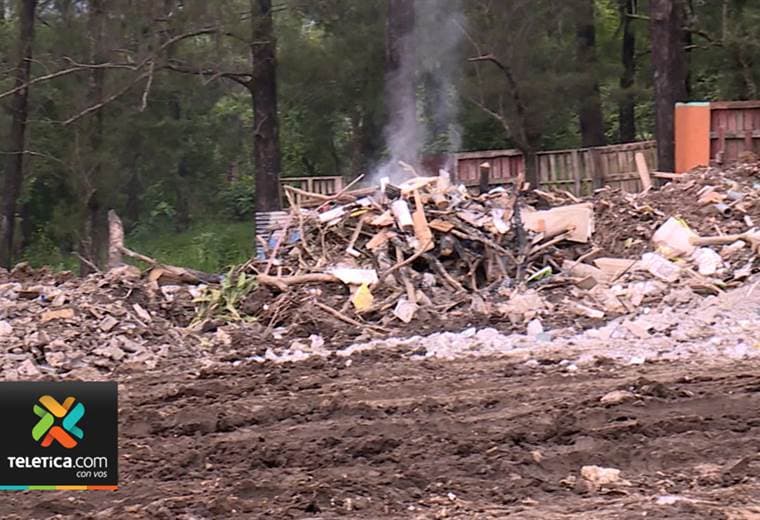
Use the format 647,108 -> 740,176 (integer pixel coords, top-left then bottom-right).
366,230 -> 394,252
522,203 -> 594,243
652,171 -> 687,181
284,189 -> 315,260
635,152 -> 653,193
283,184 -> 375,204
565,247 -> 602,274
312,300 -> 391,334
528,231 -> 573,259
346,221 -> 364,257
429,219 -> 455,233
315,174 -> 365,212
380,239 -> 432,280
412,190 -> 435,252
258,273 -> 340,292
423,253 -> 467,293
691,231 -> 760,253
238,157 -> 759,337
108,210 -> 213,284
117,247 -> 217,285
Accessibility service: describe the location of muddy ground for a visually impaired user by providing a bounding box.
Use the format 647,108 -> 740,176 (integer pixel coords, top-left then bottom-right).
2,350 -> 759,519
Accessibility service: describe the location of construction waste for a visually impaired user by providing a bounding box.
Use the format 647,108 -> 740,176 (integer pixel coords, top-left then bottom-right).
250,161 -> 760,337
0,161 -> 759,377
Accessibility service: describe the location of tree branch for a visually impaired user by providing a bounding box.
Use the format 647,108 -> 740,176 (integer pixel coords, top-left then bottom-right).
163,62 -> 252,87
63,72 -> 151,126
0,26 -> 235,101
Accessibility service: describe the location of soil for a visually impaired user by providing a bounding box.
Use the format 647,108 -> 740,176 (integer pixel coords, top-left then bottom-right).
2,353 -> 759,519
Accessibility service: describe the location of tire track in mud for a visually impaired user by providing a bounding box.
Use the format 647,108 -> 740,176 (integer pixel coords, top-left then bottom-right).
2,356 -> 760,519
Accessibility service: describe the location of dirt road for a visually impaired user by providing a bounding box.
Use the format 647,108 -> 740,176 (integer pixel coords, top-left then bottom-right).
3,350 -> 759,519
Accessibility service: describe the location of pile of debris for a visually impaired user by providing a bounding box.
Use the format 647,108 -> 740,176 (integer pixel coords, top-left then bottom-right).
248,162 -> 760,340
0,263 -> 205,379
2,161 -> 758,376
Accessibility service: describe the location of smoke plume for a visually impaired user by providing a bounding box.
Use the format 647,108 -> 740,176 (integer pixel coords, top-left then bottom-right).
374,0 -> 465,184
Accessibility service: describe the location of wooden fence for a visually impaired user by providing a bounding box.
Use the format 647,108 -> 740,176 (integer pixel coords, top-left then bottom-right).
710,101 -> 760,163
455,140 -> 657,196
274,140 -> 657,204
279,176 -> 344,207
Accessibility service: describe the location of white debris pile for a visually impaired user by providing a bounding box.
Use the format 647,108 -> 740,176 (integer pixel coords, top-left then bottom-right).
247,275 -> 760,366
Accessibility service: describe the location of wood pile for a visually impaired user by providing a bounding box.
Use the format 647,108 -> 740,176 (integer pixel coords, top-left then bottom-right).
253,169 -> 597,327
249,162 -> 760,338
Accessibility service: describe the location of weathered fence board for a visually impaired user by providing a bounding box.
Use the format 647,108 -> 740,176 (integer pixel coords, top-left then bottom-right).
710,101 -> 760,163
280,176 -> 344,207
455,140 -> 657,196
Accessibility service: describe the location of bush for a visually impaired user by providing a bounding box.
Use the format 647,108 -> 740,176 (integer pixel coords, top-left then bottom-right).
20,231 -> 77,271
218,177 -> 255,221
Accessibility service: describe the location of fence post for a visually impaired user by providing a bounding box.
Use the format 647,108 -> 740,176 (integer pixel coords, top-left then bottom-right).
479,162 -> 491,194
571,150 -> 581,195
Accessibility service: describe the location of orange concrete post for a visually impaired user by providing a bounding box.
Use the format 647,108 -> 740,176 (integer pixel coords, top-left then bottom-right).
675,102 -> 711,173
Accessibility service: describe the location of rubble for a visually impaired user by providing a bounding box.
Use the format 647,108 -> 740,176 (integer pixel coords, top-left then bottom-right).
0,161 -> 758,379
246,161 -> 760,340
0,264 -> 204,379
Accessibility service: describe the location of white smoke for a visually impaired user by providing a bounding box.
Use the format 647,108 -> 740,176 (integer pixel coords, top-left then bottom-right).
374,0 -> 465,184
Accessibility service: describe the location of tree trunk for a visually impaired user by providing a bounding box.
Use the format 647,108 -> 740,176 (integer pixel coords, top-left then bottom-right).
650,0 -> 688,172
79,0 -> 107,275
0,0 -> 37,268
575,0 -> 607,148
169,97 -> 190,232
521,149 -> 540,191
251,0 -> 282,212
0,0 -> 5,21
618,0 -> 637,143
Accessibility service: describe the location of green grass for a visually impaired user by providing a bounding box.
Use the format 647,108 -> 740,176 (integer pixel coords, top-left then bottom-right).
126,220 -> 253,273
19,220 -> 253,273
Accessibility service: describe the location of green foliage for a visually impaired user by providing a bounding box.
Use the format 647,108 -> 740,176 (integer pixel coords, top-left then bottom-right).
126,221 -> 253,273
7,0 -> 760,271
217,176 -> 255,221
20,231 -> 77,272
192,267 -> 258,324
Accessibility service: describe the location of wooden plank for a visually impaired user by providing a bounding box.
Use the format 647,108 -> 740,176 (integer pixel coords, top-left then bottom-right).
589,148 -> 600,189
709,130 -> 760,139
711,100 -> 760,110
635,152 -> 652,191
570,150 -> 581,195
456,149 -> 522,160
549,152 -> 558,185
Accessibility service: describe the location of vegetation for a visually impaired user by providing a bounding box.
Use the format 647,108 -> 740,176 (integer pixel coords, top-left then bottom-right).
0,0 -> 758,271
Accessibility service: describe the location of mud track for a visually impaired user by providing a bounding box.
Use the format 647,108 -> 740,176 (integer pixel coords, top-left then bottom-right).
3,352 -> 760,519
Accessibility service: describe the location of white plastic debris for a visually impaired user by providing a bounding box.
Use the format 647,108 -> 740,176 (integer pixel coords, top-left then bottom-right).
328,268 -> 379,286
691,248 -> 723,276
641,253 -> 681,283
